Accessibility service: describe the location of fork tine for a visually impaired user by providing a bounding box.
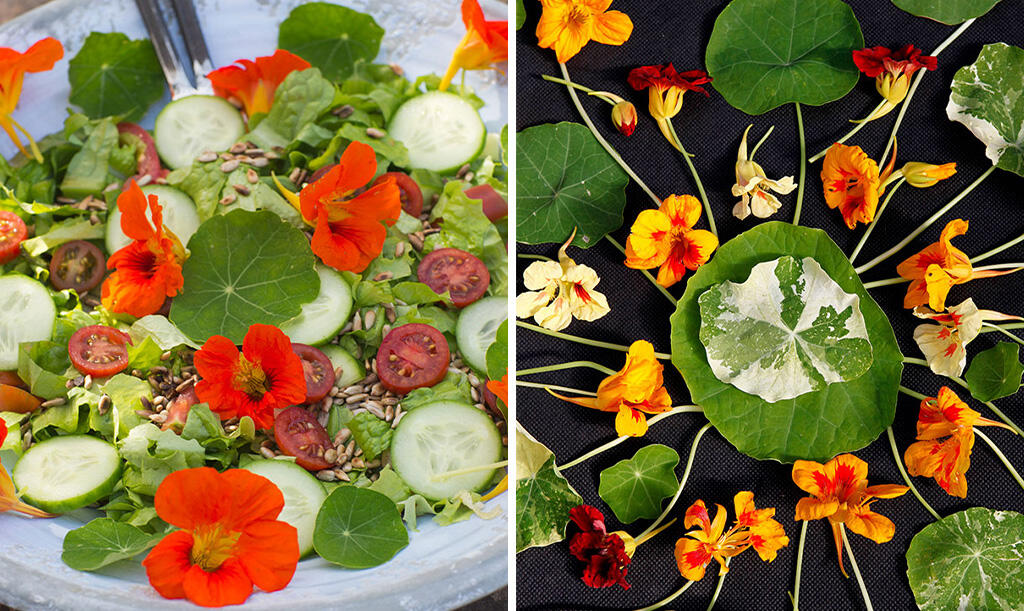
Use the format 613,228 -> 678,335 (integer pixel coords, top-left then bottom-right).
133,0 -> 195,100
169,0 -> 215,95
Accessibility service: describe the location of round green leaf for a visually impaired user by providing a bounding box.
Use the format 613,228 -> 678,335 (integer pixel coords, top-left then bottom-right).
598,444 -> 679,524
278,3 -> 384,82
892,0 -> 1001,24
62,518 -> 160,571
965,342 -> 1024,402
516,122 -> 629,248
907,507 -> 1024,610
705,0 -> 864,115
170,209 -> 320,344
68,32 -> 165,121
313,486 -> 409,569
670,222 -> 902,463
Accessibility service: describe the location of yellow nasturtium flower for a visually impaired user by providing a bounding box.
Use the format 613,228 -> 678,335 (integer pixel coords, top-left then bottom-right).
732,125 -> 797,220
536,0 -> 633,64
516,229 -> 610,331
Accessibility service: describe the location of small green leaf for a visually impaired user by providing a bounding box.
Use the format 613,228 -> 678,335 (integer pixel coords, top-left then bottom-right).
516,122 -> 629,248
965,342 -> 1024,402
892,0 -> 1001,24
486,319 -> 509,382
313,486 -> 409,568
62,518 -> 161,571
68,32 -> 165,121
166,161 -> 228,222
246,68 -> 336,150
348,411 -> 392,461
907,507 -> 1024,610
598,444 -> 679,524
60,119 -> 119,199
515,424 -> 583,552
278,3 -> 384,81
516,0 -> 526,29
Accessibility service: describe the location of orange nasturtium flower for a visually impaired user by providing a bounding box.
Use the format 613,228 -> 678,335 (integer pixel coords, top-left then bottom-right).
904,387 -> 1014,498
0,420 -> 53,518
0,37 -> 63,162
142,467 -> 300,607
549,340 -> 671,437
486,371 -> 509,406
536,0 -> 633,64
675,492 -> 788,581
439,0 -> 508,92
793,454 -> 908,576
193,324 -> 306,430
207,49 -> 310,118
627,64 -> 711,149
624,194 -> 718,288
101,181 -> 186,318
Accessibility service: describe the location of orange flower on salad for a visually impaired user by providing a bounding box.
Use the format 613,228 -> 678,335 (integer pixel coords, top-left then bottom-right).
193,324 -> 306,430
486,372 -> 508,407
207,49 -> 310,118
101,180 -> 186,318
536,0 -> 633,64
0,37 -> 63,163
628,64 -> 711,149
142,467 -> 299,607
0,420 -> 53,518
624,194 -> 718,288
439,0 -> 508,92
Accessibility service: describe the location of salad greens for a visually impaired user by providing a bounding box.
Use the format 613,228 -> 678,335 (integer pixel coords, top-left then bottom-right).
67,32 -> 165,121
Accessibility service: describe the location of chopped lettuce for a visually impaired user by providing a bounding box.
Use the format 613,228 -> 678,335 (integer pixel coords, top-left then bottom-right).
247,68 -> 335,150
348,411 -> 392,461
119,423 -> 205,496
20,217 -> 105,256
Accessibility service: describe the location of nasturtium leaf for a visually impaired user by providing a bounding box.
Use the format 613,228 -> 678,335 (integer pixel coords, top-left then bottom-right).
278,3 -> 384,81
965,342 -> 1024,402
516,122 -> 629,248
598,444 -> 679,524
907,507 -> 1024,610
313,486 -> 409,569
516,0 -> 526,30
671,222 -> 901,462
62,518 -> 161,571
68,32 -> 165,121
516,424 -> 583,552
705,0 -> 864,115
698,256 -> 872,403
947,43 -> 1024,177
486,319 -> 509,382
892,0 -> 1001,24
169,209 -> 320,344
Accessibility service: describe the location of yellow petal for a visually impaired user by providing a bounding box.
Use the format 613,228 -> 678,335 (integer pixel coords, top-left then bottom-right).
614,405 -> 648,437
522,260 -> 564,291
515,290 -> 554,319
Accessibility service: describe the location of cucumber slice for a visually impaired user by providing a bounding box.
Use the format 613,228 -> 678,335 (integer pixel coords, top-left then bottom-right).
12,435 -> 121,514
455,296 -> 508,374
279,266 -> 353,345
154,95 -> 245,170
0,275 -> 56,370
320,345 -> 365,387
388,91 -> 486,173
391,400 -> 502,501
244,459 -> 327,557
105,185 -> 202,253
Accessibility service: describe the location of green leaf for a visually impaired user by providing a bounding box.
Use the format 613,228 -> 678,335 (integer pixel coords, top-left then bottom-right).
948,43 -> 1024,177
433,490 -> 502,526
20,217 -> 104,256
670,222 -> 902,462
348,411 -> 392,461
486,319 -> 509,382
93,374 -> 151,440
965,342 -> 1024,402
60,119 -> 119,199
907,507 -> 1024,610
246,68 -> 336,150
278,3 -> 385,82
892,0 -> 1001,24
169,209 -> 320,344
220,167 -> 303,227
705,0 -> 864,114
401,371 -> 474,411
128,315 -> 200,350
313,486 -> 409,568
126,336 -> 163,372
598,445 -> 679,524
17,342 -> 71,400
516,0 -> 526,29
166,161 -> 228,222
67,32 -> 164,121
515,424 -> 583,552
516,122 -> 629,248
120,422 -> 206,496
62,518 -> 161,571
426,181 -> 509,295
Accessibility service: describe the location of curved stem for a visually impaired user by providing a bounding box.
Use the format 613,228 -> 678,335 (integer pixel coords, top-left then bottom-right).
862,277 -> 909,289
605,234 -> 677,306
557,406 -> 705,471
637,422 -> 714,539
634,580 -> 696,611
855,166 -> 996,274
972,231 -> 1024,263
886,426 -> 941,521
517,253 -> 554,262
517,321 -> 671,359
841,525 -> 874,611
983,322 -> 1024,345
898,385 -> 929,401
976,429 -> 1024,493
517,361 -> 617,376
706,558 -> 730,611
791,521 -> 808,610
516,380 -> 596,396
665,120 -> 716,237
974,262 -> 1024,271
558,63 -> 661,206
541,74 -> 598,95
808,101 -> 887,164
902,358 -> 1024,436
793,103 -> 807,226
750,125 -> 775,160
850,179 -> 905,264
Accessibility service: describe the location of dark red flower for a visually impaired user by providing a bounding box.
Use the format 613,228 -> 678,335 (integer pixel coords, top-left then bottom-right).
568,505 -> 631,590
852,44 -> 937,78
627,63 -> 711,97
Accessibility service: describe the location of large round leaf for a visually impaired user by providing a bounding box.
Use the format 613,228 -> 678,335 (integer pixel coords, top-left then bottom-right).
669,222 -> 901,462
705,0 -> 864,115
907,507 -> 1024,610
892,0 -> 1001,24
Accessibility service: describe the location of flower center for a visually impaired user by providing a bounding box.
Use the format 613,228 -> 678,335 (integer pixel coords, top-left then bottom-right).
572,282 -> 592,303
232,354 -> 271,400
190,524 -> 241,572
565,5 -> 590,29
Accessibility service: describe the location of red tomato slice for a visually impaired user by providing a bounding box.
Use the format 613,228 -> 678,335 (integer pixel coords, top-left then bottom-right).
372,172 -> 423,217
464,184 -> 507,222
292,343 -> 336,404
0,371 -> 27,390
376,323 -> 450,394
68,325 -> 131,378
117,122 -> 167,182
274,406 -> 333,471
417,247 -> 490,307
162,386 -> 199,433
0,384 -> 42,414
0,211 -> 28,265
49,240 -> 106,293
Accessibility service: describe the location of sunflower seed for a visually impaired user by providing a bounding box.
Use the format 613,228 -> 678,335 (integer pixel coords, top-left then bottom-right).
332,104 -> 355,118
350,457 -> 365,469
149,412 -> 167,424
335,470 -> 351,482
83,375 -> 93,390
456,164 -> 471,178
151,395 -> 166,406
408,233 -> 424,251
316,470 -> 337,482
352,311 -> 363,331
385,405 -> 395,421
135,409 -> 155,418
40,397 -> 66,408
334,428 -> 351,445
463,171 -> 475,182
365,403 -> 385,419
321,396 -> 333,412
244,168 -> 259,184
365,127 -> 386,139
372,271 -> 393,282
343,385 -> 364,395
468,373 -> 481,386
345,440 -> 356,456
175,378 -> 195,393
98,394 -> 111,415
233,184 -> 251,196
197,151 -> 218,163
220,193 -> 237,206
363,310 -> 377,329
346,393 -> 369,404
341,463 -> 353,472
470,387 -> 480,402
381,396 -> 399,406
394,242 -> 406,257
370,382 -> 384,396
391,411 -> 405,428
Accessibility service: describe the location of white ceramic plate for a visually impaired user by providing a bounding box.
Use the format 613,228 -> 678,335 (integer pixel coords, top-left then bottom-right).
0,1 -> 508,609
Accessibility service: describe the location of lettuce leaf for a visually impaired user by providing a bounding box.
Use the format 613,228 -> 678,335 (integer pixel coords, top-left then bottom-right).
246,69 -> 335,150
348,411 -> 392,461
120,423 -> 206,496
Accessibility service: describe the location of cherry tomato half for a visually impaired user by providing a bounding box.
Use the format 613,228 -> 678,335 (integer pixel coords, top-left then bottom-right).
0,370 -> 27,390
49,240 -> 106,293
0,211 -> 28,265
68,325 -> 131,378
162,386 -> 199,433
0,384 -> 42,414
373,172 -> 423,217
464,184 -> 507,222
274,406 -> 333,471
292,343 -> 336,404
417,247 -> 490,307
376,323 -> 450,394
117,122 -> 167,183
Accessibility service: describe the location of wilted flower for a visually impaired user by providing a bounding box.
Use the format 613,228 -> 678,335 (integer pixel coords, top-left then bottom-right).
732,125 -> 796,220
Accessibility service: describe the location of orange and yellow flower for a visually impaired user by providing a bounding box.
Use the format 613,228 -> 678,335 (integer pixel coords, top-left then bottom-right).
0,420 -> 53,518
101,181 -> 186,318
207,49 -> 310,118
0,37 -> 63,162
821,144 -> 891,229
675,492 -> 788,581
439,0 -> 508,91
901,162 -> 957,188
628,64 -> 711,148
193,324 -> 307,430
624,194 -> 718,288
793,454 -> 908,576
536,0 -> 633,64
142,467 -> 299,607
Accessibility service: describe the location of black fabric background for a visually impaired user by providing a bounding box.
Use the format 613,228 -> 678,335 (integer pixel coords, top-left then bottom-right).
515,1 -> 1024,609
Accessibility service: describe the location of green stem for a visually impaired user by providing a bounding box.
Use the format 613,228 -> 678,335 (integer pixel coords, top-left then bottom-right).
665,120 -> 717,237
517,321 -> 671,359
972,231 -> 1024,263
855,166 -> 996,274
981,323 -> 1024,333
793,103 -> 807,226
637,422 -> 714,539
974,262 -> 1024,271
841,525 -> 874,611
791,521 -> 808,610
886,426 -> 941,521
706,558 -> 730,611
517,361 -> 617,376
516,381 -> 596,396
557,406 -> 704,471
518,253 -> 554,262
750,125 -> 775,159
862,277 -> 909,289
976,429 -> 1024,492
983,322 -> 1024,346
808,100 -> 887,164
898,385 -> 929,401
605,234 -> 677,306
541,74 -> 599,95
558,63 -> 661,206
850,179 -> 905,264
633,580 -> 697,611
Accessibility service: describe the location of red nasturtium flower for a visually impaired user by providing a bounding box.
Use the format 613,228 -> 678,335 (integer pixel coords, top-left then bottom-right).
142,467 -> 300,607
207,49 -> 310,118
624,194 -> 718,288
439,0 -> 508,92
852,44 -> 936,120
628,64 -> 710,147
101,181 -> 186,317
568,505 -> 631,589
0,37 -> 63,162
194,324 -> 306,430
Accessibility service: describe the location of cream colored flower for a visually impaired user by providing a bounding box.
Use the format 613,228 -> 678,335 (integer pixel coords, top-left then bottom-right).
732,125 -> 796,220
912,298 -> 1021,377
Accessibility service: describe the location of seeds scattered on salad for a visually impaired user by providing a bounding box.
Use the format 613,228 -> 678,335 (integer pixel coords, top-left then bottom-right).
220,159 -> 241,173
365,127 -> 387,139
197,150 -> 218,163
219,193 -> 237,206
332,104 -> 355,118
40,397 -> 66,408
233,184 -> 251,196
246,168 -> 259,184
229,142 -> 248,154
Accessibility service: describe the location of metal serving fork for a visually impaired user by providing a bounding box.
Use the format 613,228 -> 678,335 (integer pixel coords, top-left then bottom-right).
133,0 -> 215,99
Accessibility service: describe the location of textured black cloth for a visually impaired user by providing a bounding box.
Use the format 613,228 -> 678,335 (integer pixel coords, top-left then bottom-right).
515,1 -> 1024,610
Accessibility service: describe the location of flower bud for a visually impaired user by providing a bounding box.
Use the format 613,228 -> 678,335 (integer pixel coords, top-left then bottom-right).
611,101 -> 637,136
901,162 -> 957,188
